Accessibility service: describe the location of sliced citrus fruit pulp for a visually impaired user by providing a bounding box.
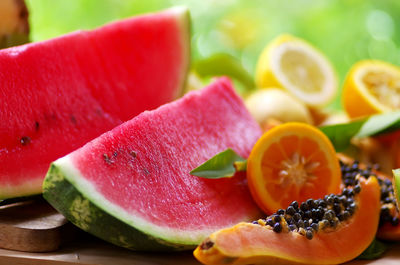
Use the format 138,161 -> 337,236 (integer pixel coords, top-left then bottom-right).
343,60 -> 400,119
247,122 -> 341,214
255,34 -> 337,106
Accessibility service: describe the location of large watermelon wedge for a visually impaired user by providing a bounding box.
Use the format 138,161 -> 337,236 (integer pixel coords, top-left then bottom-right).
43,78 -> 263,251
0,7 -> 190,199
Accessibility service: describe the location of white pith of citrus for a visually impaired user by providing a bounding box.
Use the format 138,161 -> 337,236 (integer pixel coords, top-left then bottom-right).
269,41 -> 337,106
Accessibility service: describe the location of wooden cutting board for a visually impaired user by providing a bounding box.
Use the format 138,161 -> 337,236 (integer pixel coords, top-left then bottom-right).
0,198 -> 75,252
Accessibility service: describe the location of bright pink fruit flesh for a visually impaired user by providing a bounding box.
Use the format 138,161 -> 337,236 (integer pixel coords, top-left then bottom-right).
62,78 -> 262,242
0,7 -> 190,198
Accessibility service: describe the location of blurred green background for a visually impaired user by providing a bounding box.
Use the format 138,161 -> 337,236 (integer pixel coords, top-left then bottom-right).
26,0 -> 400,109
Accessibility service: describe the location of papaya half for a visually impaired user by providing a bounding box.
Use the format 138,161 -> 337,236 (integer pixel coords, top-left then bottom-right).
381,169 -> 400,240
194,176 -> 381,265
338,153 -> 400,241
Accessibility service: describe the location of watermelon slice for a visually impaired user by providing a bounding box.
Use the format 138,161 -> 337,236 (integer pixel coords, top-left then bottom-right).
43,78 -> 263,251
0,7 -> 190,199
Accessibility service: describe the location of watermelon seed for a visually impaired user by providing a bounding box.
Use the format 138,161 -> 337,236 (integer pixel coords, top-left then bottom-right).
103,154 -> 113,164
130,151 -> 137,158
70,115 -> 77,124
95,108 -> 103,116
113,151 -> 118,157
34,121 -> 40,131
20,136 -> 31,146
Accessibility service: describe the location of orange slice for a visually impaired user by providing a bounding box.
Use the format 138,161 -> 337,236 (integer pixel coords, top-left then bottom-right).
246,122 -> 341,214
343,60 -> 400,119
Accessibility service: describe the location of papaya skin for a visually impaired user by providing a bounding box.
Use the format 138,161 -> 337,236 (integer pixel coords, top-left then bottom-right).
194,176 -> 381,265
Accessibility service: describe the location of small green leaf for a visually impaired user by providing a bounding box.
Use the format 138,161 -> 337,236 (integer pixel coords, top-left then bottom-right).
190,148 -> 246,179
357,238 -> 387,260
193,53 -> 255,91
356,111 -> 400,138
319,111 -> 400,152
319,119 -> 365,152
392,169 -> 400,208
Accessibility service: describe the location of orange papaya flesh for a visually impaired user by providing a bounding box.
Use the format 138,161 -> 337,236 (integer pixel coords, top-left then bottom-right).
194,176 -> 380,265
338,154 -> 400,241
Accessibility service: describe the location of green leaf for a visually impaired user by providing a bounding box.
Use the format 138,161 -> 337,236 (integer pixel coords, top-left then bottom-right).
193,53 -> 255,91
319,111 -> 400,152
357,238 -> 387,260
392,169 -> 400,208
319,119 -> 365,152
356,111 -> 400,138
190,148 -> 246,179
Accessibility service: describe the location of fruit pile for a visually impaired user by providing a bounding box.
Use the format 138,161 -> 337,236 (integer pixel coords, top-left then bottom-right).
193,33 -> 400,264
1,4 -> 400,265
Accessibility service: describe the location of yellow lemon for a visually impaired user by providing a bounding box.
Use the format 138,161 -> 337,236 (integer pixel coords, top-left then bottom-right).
245,88 -> 312,125
343,60 -> 400,119
255,34 -> 337,107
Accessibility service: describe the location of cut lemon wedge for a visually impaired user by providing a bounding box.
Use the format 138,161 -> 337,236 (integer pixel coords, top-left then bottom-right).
343,60 -> 400,119
255,34 -> 337,106
246,122 -> 341,214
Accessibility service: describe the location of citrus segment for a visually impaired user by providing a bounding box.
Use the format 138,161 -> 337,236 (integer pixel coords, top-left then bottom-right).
343,60 -> 400,119
247,122 -> 341,214
255,34 -> 337,106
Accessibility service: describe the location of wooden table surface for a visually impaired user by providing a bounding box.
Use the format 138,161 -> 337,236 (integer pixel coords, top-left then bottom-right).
0,235 -> 398,265
0,198 -> 398,265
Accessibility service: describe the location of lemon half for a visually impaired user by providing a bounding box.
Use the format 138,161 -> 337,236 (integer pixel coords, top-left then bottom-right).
256,34 -> 337,107
343,60 -> 400,119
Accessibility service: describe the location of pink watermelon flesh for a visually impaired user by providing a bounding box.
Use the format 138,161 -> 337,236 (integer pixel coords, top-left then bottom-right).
0,7 -> 190,198
54,77 -> 262,244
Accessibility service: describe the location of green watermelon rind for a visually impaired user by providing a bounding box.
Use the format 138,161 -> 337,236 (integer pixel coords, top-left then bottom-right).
43,162 -> 193,251
44,154 -> 223,248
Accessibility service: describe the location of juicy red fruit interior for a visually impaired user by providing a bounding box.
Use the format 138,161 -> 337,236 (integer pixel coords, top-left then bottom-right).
71,78 -> 262,230
0,9 -> 187,190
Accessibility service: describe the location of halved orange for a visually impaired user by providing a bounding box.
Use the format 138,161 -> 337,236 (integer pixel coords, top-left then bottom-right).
246,122 -> 341,214
343,60 -> 400,119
